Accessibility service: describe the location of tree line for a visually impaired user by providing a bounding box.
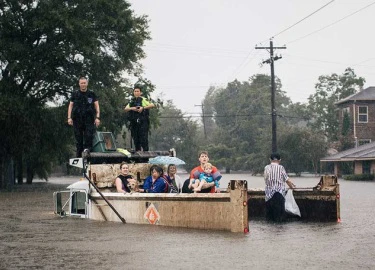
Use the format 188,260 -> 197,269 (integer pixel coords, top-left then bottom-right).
149,68 -> 365,175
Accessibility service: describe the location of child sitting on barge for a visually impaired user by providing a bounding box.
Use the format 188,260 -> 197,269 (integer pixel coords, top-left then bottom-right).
185,151 -> 222,193
192,163 -> 221,192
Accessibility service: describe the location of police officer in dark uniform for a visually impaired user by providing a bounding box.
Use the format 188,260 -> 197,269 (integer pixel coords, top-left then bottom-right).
67,77 -> 100,157
124,86 -> 155,151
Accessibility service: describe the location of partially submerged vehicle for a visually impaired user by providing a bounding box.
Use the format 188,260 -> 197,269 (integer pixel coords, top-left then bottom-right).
54,132 -> 340,233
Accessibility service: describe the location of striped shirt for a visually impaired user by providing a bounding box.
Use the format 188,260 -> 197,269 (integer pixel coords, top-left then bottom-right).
264,163 -> 289,202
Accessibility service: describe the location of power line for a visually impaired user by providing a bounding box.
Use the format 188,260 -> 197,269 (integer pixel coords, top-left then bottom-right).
147,42 -> 250,54
158,113 -> 309,120
255,1 -> 335,46
146,42 -> 250,58
229,48 -> 258,79
352,58 -> 375,67
283,53 -> 347,65
286,1 -> 375,44
274,53 -> 375,69
272,0 -> 336,38
157,85 -> 212,89
147,47 -> 249,58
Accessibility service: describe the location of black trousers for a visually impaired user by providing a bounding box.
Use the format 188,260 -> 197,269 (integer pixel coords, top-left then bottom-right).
265,192 -> 286,222
73,117 -> 96,157
130,120 -> 149,151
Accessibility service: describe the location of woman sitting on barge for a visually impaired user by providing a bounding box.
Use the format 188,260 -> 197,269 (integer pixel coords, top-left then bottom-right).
165,164 -> 182,193
115,162 -> 138,193
138,165 -> 169,193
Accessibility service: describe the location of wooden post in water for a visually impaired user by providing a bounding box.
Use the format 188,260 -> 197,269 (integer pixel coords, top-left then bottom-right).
230,180 -> 249,233
335,184 -> 341,222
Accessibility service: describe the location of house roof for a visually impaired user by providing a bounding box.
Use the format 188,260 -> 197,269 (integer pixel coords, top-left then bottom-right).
335,87 -> 375,105
320,141 -> 375,162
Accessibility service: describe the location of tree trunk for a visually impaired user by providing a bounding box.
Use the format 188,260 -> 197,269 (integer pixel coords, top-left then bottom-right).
26,162 -> 34,184
0,156 -> 4,189
225,167 -> 230,174
8,159 -> 15,189
1,158 -> 15,190
66,162 -> 70,175
17,154 -> 23,184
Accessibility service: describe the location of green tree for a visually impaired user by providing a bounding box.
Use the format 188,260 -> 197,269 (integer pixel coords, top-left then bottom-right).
201,86 -> 217,140
206,143 -> 236,173
280,102 -> 310,127
341,111 -> 351,136
148,100 -> 201,171
337,110 -> 355,151
205,75 -> 291,172
200,74 -> 332,175
23,106 -> 73,183
278,127 -> 328,175
0,0 -> 150,187
307,67 -> 365,142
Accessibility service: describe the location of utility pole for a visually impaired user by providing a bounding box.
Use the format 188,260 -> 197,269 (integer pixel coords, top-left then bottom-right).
195,103 -> 207,138
255,39 -> 286,153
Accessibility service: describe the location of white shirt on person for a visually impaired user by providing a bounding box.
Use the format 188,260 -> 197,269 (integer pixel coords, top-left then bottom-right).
264,163 -> 289,201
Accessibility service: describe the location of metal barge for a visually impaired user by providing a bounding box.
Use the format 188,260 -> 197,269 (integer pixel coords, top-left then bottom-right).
54,156 -> 340,233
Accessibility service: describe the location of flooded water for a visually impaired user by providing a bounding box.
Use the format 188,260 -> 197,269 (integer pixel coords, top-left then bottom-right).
0,174 -> 374,270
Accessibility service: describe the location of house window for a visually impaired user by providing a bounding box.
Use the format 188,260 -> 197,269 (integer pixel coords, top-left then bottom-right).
359,139 -> 371,146
362,160 -> 371,174
358,106 -> 368,123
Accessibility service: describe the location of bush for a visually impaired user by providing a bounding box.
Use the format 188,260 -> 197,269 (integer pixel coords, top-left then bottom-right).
343,174 -> 374,181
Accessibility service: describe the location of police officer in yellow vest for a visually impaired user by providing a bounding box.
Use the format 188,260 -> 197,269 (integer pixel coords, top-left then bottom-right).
124,86 -> 155,151
67,77 -> 100,157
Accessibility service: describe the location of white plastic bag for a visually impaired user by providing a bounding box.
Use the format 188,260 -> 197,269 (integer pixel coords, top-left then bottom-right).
285,189 -> 301,217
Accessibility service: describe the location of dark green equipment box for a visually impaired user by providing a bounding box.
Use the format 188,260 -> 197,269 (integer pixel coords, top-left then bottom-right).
92,132 -> 117,152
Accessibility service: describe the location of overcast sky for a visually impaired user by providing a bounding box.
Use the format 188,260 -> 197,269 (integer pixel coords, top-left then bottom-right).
129,0 -> 375,114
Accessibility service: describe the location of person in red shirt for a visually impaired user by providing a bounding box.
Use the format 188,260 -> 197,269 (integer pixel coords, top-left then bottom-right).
187,151 -> 222,193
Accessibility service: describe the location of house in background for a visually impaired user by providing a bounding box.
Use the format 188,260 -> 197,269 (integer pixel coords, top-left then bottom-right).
321,87 -> 375,177
320,141 -> 375,177
336,86 -> 375,146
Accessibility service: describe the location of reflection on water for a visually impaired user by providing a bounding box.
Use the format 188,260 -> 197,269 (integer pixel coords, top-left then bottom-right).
0,175 -> 374,270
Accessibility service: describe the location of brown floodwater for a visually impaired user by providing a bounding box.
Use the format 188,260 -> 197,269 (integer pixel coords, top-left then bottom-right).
0,174 -> 374,270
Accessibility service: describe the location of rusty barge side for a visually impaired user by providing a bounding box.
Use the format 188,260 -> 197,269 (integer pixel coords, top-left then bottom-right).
89,180 -> 249,233
248,175 -> 340,222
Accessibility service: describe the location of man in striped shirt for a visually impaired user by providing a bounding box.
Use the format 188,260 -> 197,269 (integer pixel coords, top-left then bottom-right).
264,153 -> 296,222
